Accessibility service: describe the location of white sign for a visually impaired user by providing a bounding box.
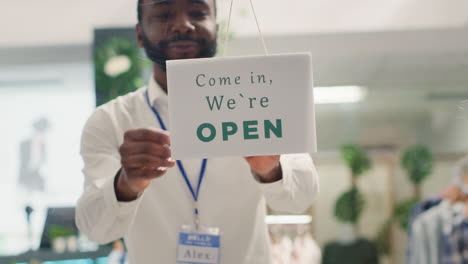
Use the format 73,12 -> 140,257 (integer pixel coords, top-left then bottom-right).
167,53 -> 316,159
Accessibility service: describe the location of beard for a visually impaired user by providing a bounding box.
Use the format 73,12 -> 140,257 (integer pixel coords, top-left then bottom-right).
141,31 -> 217,72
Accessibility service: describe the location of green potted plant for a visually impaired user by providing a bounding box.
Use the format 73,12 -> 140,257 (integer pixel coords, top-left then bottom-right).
395,145 -> 433,230
48,225 -> 74,253
94,37 -> 146,106
401,145 -> 433,200
334,144 -> 372,231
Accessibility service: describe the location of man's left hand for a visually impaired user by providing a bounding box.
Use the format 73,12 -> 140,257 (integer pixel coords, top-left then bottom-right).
244,155 -> 282,183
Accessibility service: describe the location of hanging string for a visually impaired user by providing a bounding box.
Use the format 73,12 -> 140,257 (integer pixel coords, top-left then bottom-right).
223,0 -> 269,56
223,0 -> 235,56
248,0 -> 269,55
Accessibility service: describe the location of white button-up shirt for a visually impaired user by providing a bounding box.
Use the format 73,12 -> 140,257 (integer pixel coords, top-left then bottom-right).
76,77 -> 319,264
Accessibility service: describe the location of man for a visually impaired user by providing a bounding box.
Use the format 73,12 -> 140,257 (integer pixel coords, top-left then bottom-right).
76,0 -> 319,263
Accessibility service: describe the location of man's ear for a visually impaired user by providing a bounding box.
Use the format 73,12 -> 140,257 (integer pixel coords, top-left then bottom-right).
135,23 -> 144,48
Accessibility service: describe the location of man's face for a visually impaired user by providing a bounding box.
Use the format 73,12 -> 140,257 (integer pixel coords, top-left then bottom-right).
137,0 -> 218,71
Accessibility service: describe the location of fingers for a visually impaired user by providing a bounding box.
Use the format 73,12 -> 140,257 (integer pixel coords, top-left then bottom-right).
119,141 -> 172,159
119,128 -> 176,186
117,129 -> 176,198
124,128 -> 171,145
122,154 -> 176,169
125,167 -> 171,180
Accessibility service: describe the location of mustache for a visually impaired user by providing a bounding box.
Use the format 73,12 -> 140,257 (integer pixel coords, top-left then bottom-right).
141,32 -> 217,72
159,35 -> 206,47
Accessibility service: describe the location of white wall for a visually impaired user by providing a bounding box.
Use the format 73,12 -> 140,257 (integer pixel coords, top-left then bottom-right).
1,0 -> 467,47
0,62 -> 95,254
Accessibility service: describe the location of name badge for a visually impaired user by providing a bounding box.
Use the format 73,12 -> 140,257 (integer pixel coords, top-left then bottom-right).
177,225 -> 221,264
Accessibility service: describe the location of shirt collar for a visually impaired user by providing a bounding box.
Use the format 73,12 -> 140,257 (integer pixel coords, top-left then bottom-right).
147,76 -> 168,108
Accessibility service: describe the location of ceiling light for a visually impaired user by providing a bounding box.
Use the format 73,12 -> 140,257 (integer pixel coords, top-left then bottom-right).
314,86 -> 367,104
265,215 -> 312,225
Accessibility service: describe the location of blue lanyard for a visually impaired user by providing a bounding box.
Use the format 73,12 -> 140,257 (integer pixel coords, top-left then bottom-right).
145,89 -> 208,216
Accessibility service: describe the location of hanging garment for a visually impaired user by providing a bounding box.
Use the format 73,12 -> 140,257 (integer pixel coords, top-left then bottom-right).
441,220 -> 468,264
269,235 -> 294,264
440,203 -> 468,264
410,201 -> 468,264
407,198 -> 443,263
292,233 -> 321,264
409,198 -> 443,228
410,202 -> 449,264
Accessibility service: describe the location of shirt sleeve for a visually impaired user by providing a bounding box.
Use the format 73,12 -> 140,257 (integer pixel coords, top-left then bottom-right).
75,108 -> 143,244
258,153 -> 319,214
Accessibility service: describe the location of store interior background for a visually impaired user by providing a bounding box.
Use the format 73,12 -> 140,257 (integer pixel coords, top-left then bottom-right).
1,0 -> 468,263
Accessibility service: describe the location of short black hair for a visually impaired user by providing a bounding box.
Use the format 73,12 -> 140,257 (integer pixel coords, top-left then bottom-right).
137,0 -> 216,23
137,0 -> 144,23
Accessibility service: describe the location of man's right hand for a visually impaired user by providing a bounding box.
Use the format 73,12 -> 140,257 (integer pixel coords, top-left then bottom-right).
116,128 -> 176,201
